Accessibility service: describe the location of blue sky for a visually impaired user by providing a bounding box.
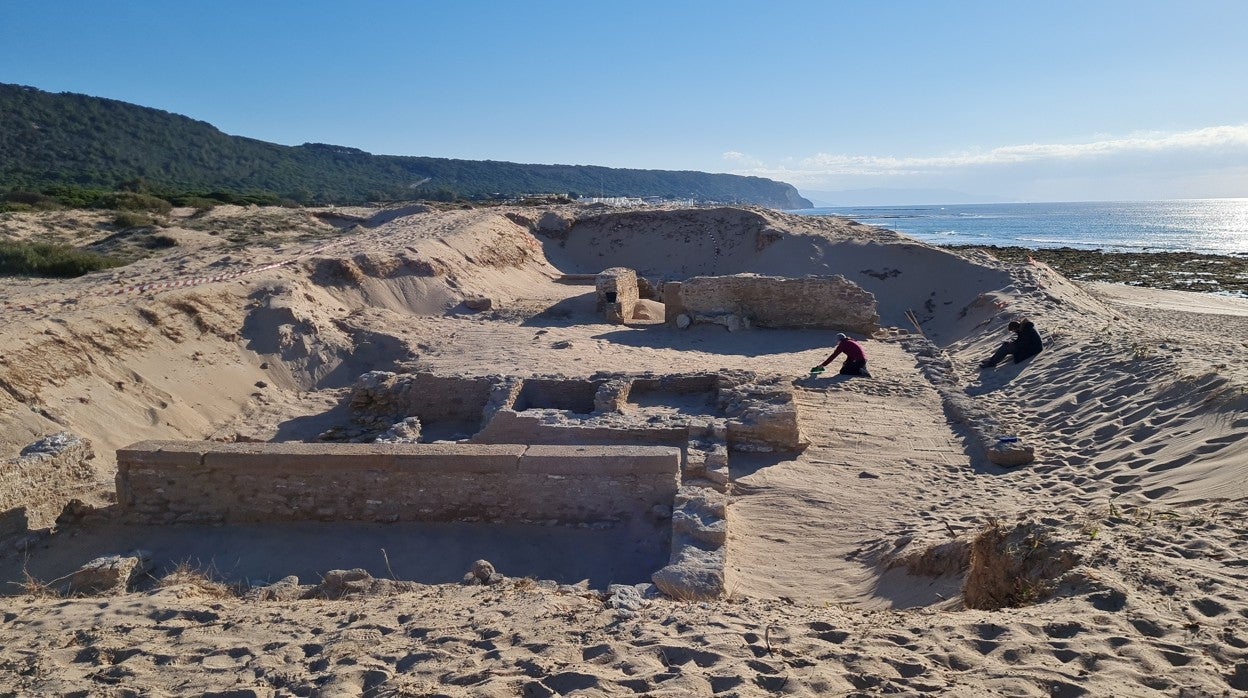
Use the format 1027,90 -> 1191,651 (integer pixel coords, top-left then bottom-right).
3,1 -> 1247,203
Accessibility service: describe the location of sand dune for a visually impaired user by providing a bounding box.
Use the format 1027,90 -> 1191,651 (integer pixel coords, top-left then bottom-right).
1,203 -> 1246,695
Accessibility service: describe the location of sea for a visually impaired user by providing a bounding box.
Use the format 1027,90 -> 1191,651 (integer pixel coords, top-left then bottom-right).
793,199 -> 1248,256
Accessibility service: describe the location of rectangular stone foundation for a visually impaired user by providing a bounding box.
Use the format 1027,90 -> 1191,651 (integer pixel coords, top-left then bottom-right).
116,441 -> 679,525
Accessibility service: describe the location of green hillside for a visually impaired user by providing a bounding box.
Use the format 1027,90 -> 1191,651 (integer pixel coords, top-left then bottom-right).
0,84 -> 811,209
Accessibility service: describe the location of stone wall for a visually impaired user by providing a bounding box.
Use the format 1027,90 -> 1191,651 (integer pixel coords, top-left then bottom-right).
471,411 -> 690,447
338,370 -> 807,454
513,378 -> 602,414
116,441 -> 680,525
596,267 -> 639,323
351,371 -> 493,424
1,433 -> 95,542
664,274 -> 879,334
719,380 -> 808,452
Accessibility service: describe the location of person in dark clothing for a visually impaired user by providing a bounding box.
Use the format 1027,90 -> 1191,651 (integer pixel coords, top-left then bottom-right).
815,333 -> 870,376
980,318 -> 1043,368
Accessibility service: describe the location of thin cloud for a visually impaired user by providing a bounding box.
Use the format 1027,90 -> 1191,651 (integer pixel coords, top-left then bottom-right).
731,125 -> 1248,182
722,151 -> 764,168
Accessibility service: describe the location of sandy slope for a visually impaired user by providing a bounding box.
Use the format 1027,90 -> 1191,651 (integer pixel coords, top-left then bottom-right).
0,204 -> 1246,696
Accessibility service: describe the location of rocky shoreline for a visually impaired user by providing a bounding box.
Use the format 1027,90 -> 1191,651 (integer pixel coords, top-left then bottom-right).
952,245 -> 1248,296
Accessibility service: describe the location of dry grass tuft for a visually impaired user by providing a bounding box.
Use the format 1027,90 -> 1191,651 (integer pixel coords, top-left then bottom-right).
962,519 -> 1081,610
16,570 -> 60,598
157,561 -> 236,598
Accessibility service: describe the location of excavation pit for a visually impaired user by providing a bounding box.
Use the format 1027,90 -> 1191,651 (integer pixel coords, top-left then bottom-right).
626,375 -> 719,417
94,371 -> 804,597
84,441 -> 680,590
513,378 -> 602,415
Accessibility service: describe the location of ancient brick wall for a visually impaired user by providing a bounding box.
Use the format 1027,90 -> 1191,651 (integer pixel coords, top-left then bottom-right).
1,433 -> 95,540
470,411 -> 689,447
595,268 -> 639,323
665,274 -> 879,334
116,442 -> 680,525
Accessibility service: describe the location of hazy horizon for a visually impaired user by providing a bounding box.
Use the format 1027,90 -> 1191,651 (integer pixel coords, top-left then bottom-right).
3,1 -> 1246,202
798,189 -> 1248,208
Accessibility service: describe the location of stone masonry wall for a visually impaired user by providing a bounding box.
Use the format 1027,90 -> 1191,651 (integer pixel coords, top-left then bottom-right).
471,410 -> 689,447
665,274 -> 879,334
1,433 -> 95,541
116,441 -> 679,525
351,371 -> 493,423
596,268 -> 639,324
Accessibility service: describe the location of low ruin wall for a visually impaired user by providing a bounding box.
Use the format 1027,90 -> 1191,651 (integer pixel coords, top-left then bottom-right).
116,441 -> 679,525
664,274 -> 879,334
471,411 -> 690,447
596,267 -> 639,324
1,434 -> 95,543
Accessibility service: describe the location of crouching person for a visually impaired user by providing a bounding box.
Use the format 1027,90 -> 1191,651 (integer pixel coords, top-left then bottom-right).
814,333 -> 870,377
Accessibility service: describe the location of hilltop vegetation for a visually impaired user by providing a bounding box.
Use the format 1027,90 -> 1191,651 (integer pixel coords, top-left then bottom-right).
0,84 -> 811,208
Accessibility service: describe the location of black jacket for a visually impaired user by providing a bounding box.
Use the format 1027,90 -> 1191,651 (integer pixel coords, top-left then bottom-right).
1014,322 -> 1043,363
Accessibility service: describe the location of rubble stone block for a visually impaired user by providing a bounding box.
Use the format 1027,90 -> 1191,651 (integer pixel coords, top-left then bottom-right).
68,551 -> 152,595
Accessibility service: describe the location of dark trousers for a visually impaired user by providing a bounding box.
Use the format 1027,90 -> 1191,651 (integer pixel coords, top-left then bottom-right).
840,358 -> 867,375
983,341 -> 1016,366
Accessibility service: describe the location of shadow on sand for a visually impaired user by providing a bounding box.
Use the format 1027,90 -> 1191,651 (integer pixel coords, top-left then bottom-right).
519,293 -> 598,328
593,325 -> 843,358
1,518 -> 670,594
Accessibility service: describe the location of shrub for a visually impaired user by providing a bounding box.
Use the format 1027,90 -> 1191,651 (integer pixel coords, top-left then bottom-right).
102,191 -> 173,215
37,185 -> 112,208
113,211 -> 156,228
146,233 -> 178,249
3,190 -> 60,208
180,196 -> 220,213
0,240 -> 124,277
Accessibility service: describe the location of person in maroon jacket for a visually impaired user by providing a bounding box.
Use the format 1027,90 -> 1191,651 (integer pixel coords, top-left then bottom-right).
814,333 -> 870,376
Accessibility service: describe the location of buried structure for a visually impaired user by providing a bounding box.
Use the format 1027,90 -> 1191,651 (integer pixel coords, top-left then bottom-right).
115,370 -> 807,600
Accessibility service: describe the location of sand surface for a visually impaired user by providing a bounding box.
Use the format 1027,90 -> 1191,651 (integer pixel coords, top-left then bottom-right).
0,204 -> 1246,696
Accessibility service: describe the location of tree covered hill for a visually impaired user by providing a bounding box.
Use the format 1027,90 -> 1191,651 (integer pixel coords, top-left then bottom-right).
0,84 -> 811,209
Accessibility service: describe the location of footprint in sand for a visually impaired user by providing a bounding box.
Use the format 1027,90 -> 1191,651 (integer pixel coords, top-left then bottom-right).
1143,412 -> 1173,429
656,645 -> 723,668
1152,642 -> 1196,667
1195,441 -> 1231,455
540,671 -> 602,695
1051,648 -> 1081,664
581,644 -> 614,663
1088,587 -> 1128,611
1092,424 -> 1121,440
1146,456 -> 1191,473
1043,621 -> 1083,639
1129,618 -> 1169,638
885,658 -> 928,678
710,676 -> 746,693
1119,406 -> 1155,426
199,647 -> 252,670
1128,425 -> 1160,442
1194,597 -> 1230,617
